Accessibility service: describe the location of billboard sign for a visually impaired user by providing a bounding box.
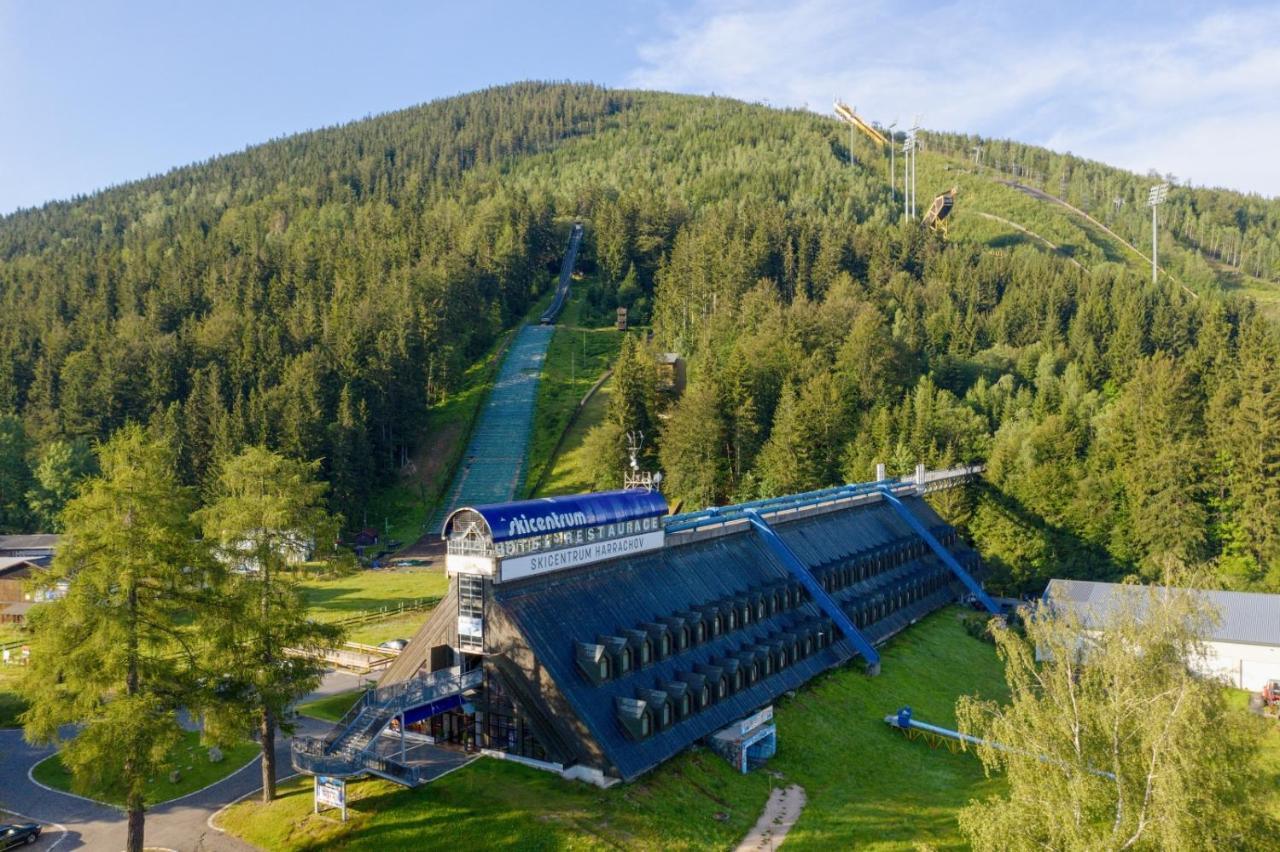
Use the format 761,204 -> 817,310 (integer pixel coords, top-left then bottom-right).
315,775 -> 346,820
500,529 -> 664,582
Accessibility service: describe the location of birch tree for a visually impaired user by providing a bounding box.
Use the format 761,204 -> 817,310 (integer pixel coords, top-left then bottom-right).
957,590 -> 1271,850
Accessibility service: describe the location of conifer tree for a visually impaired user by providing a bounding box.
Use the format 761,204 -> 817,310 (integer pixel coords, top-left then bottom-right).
659,380 -> 726,509
23,426 -> 208,852
195,447 -> 342,802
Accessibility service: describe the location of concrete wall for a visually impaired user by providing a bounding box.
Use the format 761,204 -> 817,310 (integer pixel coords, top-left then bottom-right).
1196,640 -> 1280,691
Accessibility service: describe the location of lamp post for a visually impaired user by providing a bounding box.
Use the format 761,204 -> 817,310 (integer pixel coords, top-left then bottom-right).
1148,183 -> 1169,284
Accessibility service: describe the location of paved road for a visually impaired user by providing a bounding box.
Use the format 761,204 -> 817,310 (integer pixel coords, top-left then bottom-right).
0,670 -> 364,851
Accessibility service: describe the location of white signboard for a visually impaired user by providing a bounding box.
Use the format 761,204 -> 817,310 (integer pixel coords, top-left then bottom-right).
739,705 -> 774,736
315,775 -> 346,821
499,530 -> 664,582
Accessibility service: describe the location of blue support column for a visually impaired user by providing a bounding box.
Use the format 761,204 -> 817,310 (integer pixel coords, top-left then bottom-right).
743,509 -> 881,673
876,488 -> 1000,615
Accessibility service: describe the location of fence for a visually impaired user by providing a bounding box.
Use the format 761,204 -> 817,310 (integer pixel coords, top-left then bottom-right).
316,596 -> 442,628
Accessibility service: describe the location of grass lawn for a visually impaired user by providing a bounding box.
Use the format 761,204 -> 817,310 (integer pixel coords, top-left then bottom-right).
342,611 -> 437,647
1225,689 -> 1280,823
32,729 -> 259,807
300,566 -> 448,623
0,664 -> 28,728
0,624 -> 31,728
220,608 -> 1008,850
298,689 -> 367,724
533,375 -> 613,498
524,286 -> 623,497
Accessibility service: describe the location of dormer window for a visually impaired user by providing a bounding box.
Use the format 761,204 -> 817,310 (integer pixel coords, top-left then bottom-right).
727,609 -> 737,630
662,702 -> 673,727
641,713 -> 652,736
641,641 -> 652,665
661,634 -> 671,656
734,669 -> 744,690
620,648 -> 632,673
681,693 -> 692,716
695,622 -> 706,643
700,685 -> 711,707
711,615 -> 722,637
717,676 -> 728,699
599,657 -> 611,679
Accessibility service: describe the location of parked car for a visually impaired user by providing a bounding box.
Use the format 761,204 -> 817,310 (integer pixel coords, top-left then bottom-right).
0,823 -> 41,848
378,639 -> 408,652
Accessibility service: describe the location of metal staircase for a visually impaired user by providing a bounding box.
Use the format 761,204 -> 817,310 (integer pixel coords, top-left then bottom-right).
292,666 -> 482,784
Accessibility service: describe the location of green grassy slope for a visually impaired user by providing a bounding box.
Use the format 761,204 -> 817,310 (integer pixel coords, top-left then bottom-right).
524,286 -> 624,496
221,608 -> 1006,851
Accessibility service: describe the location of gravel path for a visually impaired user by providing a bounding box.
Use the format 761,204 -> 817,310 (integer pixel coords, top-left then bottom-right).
735,784 -> 807,851
0,669 -> 364,851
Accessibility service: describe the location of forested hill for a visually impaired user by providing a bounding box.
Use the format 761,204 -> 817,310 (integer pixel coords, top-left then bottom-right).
1,82 -> 1277,596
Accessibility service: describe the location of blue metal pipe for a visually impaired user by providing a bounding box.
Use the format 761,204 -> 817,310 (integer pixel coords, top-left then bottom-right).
743,509 -> 881,671
886,706 -> 1115,780
876,487 -> 1000,615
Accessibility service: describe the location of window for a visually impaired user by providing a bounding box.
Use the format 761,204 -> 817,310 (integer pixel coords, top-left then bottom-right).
700,685 -> 711,707
758,599 -> 767,620
763,655 -> 773,675
804,637 -> 813,656
620,649 -> 632,673
734,670 -> 744,690
598,657 -> 611,679
742,605 -> 751,626
662,703 -> 673,727
695,622 -> 706,643
641,641 -> 652,665
718,676 -> 728,699
776,650 -> 787,670
679,627 -> 690,649
727,610 -> 737,630
711,615 -> 722,637
750,662 -> 759,682
773,593 -> 784,612
661,634 -> 672,656
681,694 -> 692,716
641,713 -> 652,736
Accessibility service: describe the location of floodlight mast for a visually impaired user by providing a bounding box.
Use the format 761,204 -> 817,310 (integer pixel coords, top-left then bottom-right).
1148,183 -> 1169,284
888,121 -> 898,199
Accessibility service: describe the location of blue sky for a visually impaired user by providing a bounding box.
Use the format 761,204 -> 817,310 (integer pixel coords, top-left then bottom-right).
2,0 -> 1278,214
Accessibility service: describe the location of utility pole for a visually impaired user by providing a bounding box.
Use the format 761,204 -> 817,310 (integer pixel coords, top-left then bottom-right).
910,120 -> 921,220
906,137 -> 916,220
888,121 -> 898,199
1148,183 -> 1169,284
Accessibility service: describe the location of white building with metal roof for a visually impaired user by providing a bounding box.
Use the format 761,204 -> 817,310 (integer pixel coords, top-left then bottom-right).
1044,579 -> 1280,691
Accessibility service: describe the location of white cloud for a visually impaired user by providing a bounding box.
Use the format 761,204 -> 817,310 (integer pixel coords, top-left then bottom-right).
628,1 -> 1280,197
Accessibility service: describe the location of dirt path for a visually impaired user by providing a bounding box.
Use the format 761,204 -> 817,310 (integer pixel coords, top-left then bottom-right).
735,784 -> 806,851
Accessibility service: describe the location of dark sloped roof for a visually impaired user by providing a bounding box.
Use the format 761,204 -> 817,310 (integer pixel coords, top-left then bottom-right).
493,494 -> 952,781
0,534 -> 59,552
1045,579 -> 1280,647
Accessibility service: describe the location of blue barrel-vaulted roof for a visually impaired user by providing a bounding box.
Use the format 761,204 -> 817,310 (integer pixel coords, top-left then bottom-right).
442,489 -> 669,543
